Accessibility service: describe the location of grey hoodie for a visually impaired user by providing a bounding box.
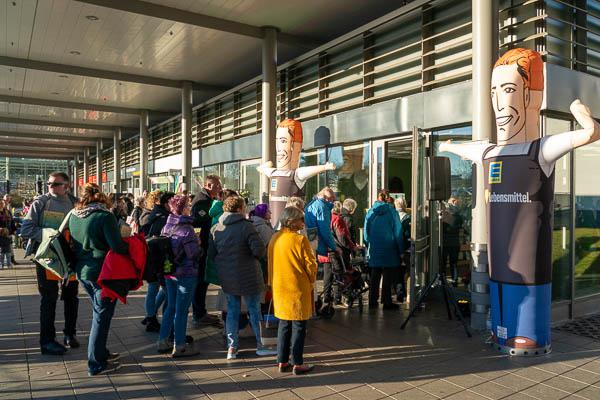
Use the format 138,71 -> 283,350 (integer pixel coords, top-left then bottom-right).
208,212 -> 266,296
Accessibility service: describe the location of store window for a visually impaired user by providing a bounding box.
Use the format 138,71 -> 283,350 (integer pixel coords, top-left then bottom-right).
327,142 -> 370,226
434,126 -> 474,284
222,161 -> 240,191
191,168 -> 204,194
575,125 -> 600,298
546,117 -> 572,301
241,160 -> 261,206
299,148 -> 326,203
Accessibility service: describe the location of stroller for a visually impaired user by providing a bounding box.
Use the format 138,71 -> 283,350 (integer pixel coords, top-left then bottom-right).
316,248 -> 370,319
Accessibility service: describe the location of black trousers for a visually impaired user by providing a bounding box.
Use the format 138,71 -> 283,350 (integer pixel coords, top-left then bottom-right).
192,252 -> 209,319
277,320 -> 308,366
369,267 -> 398,306
442,245 -> 460,281
35,263 -> 79,345
321,262 -> 340,304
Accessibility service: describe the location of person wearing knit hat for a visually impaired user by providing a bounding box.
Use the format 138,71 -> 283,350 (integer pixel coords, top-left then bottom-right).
258,119 -> 337,228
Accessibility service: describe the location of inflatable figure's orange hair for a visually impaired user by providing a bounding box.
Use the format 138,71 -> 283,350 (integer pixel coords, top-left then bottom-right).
278,119 -> 303,143
494,48 -> 544,91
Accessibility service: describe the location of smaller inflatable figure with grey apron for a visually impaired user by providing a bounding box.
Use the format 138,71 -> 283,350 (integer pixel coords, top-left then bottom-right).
258,119 -> 336,228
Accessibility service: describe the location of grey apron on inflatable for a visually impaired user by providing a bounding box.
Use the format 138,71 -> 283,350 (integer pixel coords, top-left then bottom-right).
269,170 -> 304,227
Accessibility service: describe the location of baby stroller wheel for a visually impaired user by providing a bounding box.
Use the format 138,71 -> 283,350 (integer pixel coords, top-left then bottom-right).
319,303 -> 335,319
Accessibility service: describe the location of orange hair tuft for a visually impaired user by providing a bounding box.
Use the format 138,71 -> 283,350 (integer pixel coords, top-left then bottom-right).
494,48 -> 544,91
278,119 -> 303,143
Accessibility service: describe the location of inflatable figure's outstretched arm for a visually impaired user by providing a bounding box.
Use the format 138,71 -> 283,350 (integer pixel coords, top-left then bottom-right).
438,141 -> 491,163
257,161 -> 276,178
296,162 -> 336,181
541,99 -> 600,165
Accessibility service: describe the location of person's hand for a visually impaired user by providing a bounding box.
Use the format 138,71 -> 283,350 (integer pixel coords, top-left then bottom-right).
325,161 -> 336,171
438,139 -> 453,153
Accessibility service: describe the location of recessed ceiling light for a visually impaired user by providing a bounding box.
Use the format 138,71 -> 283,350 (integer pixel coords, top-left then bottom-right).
58,75 -> 69,78
70,50 -> 81,55
86,15 -> 99,21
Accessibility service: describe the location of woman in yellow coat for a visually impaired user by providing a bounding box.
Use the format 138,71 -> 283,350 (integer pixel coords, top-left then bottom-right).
268,206 -> 317,375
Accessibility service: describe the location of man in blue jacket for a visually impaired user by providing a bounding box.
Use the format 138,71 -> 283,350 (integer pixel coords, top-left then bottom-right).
364,191 -> 404,310
305,187 -> 342,308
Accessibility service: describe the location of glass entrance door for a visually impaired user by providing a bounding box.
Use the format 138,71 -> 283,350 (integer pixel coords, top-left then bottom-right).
409,128 -> 431,308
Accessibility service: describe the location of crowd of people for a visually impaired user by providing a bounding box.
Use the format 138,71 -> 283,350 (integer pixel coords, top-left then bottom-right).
10,170 -> 420,377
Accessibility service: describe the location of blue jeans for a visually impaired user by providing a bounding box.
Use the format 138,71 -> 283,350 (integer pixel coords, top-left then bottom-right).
159,276 -> 197,346
225,293 -> 262,349
80,279 -> 117,374
145,281 -> 166,318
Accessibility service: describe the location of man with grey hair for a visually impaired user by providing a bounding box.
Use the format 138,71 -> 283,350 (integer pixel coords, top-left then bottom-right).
341,198 -> 358,244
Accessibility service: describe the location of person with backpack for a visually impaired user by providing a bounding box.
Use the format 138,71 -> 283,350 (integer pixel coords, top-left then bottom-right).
156,195 -> 202,357
140,191 -> 175,332
20,172 -> 80,356
364,191 -> 404,310
394,197 -> 411,303
208,195 -> 275,360
68,183 -> 129,376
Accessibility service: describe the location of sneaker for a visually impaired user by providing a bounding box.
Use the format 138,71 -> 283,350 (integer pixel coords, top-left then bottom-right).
278,362 -> 292,373
141,317 -> 149,326
41,341 -> 67,356
64,335 -> 80,349
226,347 -> 238,360
293,364 -> 315,375
88,361 -> 121,376
172,342 -> 199,358
256,345 -> 277,357
157,339 -> 173,354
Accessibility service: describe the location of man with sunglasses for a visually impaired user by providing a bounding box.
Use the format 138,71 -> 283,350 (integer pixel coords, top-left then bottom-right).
21,172 -> 80,355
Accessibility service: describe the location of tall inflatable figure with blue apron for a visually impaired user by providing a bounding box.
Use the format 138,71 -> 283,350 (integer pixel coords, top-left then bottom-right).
258,119 -> 336,227
440,48 -> 600,355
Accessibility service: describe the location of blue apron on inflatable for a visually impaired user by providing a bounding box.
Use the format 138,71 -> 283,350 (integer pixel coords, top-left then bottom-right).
482,138 -> 554,355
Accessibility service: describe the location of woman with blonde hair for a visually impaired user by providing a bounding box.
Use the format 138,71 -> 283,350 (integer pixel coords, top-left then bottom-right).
269,206 -> 318,375
68,183 -> 129,376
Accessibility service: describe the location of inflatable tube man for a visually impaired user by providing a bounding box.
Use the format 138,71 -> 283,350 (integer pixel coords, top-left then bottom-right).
440,48 -> 600,355
258,119 -> 335,226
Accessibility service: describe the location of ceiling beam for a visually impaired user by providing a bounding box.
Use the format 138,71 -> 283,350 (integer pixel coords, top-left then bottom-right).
0,151 -> 77,160
0,115 -> 120,131
0,130 -> 111,141
0,56 -> 225,91
0,137 -> 94,149
0,94 -> 175,117
74,0 -> 320,48
0,144 -> 85,154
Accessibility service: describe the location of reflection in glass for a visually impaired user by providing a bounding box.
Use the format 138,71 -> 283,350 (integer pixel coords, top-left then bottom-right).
222,162 -> 240,191
575,132 -> 600,297
546,118 -> 572,301
242,161 -> 261,206
434,126 -> 473,285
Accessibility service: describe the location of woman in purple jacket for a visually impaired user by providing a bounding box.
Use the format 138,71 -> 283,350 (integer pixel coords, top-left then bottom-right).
157,195 -> 203,357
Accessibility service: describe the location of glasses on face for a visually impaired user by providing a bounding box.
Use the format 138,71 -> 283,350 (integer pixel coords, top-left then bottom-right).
47,182 -> 66,188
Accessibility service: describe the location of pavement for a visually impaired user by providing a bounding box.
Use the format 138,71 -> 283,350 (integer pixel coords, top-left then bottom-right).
2,252 -> 600,400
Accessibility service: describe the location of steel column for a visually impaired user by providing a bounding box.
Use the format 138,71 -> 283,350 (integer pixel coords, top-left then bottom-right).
139,110 -> 149,194
113,128 -> 122,193
470,0 -> 498,331
83,148 -> 89,186
96,139 -> 103,188
260,27 -> 277,199
181,81 -> 193,192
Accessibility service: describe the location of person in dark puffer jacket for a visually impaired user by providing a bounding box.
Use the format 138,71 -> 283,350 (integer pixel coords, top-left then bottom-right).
156,195 -> 202,358
208,196 -> 275,360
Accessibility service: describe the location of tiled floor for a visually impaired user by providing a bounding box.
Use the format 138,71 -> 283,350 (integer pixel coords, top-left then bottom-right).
2,254 -> 600,399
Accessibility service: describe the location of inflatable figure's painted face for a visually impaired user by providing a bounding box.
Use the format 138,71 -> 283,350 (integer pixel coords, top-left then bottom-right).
276,126 -> 293,169
491,48 -> 544,145
491,64 -> 529,142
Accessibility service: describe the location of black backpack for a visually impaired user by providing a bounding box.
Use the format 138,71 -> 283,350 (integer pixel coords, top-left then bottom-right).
143,236 -> 175,282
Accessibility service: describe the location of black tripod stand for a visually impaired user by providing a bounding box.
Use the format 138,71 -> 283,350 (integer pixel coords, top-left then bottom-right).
400,201 -> 472,338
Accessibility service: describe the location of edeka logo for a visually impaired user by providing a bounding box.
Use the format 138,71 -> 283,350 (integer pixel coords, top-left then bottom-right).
485,189 -> 532,203
489,161 -> 502,184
